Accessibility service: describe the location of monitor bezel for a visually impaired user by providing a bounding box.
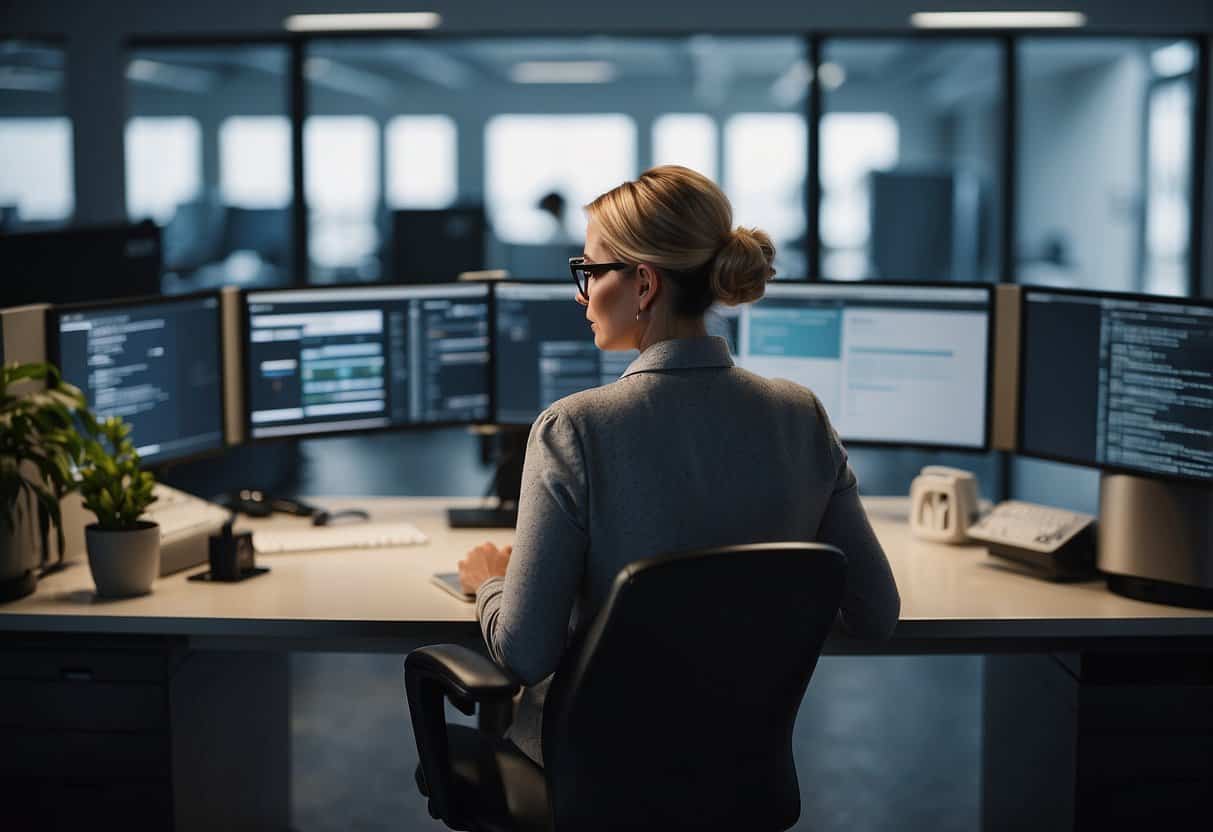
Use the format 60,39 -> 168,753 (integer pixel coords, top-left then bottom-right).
46,289 -> 230,469
750,280 -> 997,453
1016,284 -> 1213,486
240,282 -> 496,444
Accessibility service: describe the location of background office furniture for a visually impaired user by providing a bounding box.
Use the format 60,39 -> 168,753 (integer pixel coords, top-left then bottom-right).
0,222 -> 163,307
391,207 -> 488,284
2,496 -> 1211,830
406,542 -> 845,832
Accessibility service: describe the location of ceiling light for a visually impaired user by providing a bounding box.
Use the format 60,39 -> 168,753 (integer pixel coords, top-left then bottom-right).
284,12 -> 442,32
910,11 -> 1087,29
510,61 -> 616,85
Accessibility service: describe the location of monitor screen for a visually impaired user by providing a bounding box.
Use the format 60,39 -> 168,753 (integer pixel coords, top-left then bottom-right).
245,283 -> 490,439
52,293 -> 226,465
736,283 -> 992,448
493,283 -> 636,425
1020,288 -> 1213,483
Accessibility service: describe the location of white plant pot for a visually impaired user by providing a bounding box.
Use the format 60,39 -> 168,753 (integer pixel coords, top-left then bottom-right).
86,521 -> 160,598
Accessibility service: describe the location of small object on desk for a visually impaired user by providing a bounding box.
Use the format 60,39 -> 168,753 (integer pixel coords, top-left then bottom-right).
190,518 -> 268,583
447,504 -> 518,529
431,572 -> 474,603
967,500 -> 1096,581
252,521 -> 428,554
311,508 -> 370,526
223,489 -> 322,519
909,466 -> 980,544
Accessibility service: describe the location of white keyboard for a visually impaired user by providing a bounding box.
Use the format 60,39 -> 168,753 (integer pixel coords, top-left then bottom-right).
145,484 -> 231,540
252,522 -> 429,554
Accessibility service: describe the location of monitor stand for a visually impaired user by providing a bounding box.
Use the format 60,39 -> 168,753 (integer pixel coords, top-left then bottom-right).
1098,473 -> 1213,610
448,427 -> 528,529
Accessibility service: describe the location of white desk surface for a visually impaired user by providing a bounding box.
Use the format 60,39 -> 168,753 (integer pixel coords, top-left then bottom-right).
3,496 -> 1212,647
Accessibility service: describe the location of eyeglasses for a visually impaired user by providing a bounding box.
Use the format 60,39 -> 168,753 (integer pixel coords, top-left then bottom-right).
569,256 -> 633,300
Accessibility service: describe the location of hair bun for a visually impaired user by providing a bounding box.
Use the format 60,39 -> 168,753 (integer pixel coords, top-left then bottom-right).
708,227 -> 776,306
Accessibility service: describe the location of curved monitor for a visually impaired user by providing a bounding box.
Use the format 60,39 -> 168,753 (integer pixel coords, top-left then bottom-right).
244,283 -> 491,439
49,292 -> 226,466
737,282 -> 993,449
1019,287 -> 1213,484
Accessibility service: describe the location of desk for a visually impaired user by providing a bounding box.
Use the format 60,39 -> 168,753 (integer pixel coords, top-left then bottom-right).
2,496 -> 1211,830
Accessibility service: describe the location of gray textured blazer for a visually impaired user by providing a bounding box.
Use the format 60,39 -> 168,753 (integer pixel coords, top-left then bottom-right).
476,335 -> 900,764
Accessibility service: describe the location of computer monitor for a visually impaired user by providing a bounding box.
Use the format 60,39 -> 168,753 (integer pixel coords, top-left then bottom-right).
49,292 -> 227,466
736,282 -> 993,448
0,221 -> 162,307
493,282 -> 636,425
244,283 -> 491,439
1019,287 -> 1213,484
391,207 -> 487,283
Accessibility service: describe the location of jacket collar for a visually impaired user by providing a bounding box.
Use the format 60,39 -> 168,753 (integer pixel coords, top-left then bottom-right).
619,336 -> 734,379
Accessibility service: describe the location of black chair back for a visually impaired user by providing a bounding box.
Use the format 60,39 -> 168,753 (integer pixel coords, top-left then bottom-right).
541,542 -> 846,832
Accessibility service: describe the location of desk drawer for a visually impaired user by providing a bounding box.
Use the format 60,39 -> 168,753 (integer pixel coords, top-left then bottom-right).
0,644 -> 175,683
0,730 -> 171,779
0,678 -> 168,732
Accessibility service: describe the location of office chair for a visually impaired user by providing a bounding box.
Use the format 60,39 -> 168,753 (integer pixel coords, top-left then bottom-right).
404,541 -> 847,832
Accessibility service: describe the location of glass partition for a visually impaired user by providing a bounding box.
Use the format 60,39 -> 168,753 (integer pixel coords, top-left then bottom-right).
304,36 -> 808,283
1016,37 -> 1199,295
126,44 -> 293,293
0,40 -> 74,231
819,38 -> 1004,282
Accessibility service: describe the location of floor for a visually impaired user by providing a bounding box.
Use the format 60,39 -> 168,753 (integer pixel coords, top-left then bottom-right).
289,652 -> 983,831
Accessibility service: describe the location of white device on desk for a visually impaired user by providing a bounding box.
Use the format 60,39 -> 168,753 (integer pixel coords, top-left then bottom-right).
252,522 -> 428,554
967,500 -> 1096,580
431,572 -> 474,603
909,466 -> 981,543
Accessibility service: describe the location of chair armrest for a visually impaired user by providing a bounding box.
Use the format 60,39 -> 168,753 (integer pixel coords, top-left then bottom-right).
408,644 -> 521,712
404,645 -> 521,823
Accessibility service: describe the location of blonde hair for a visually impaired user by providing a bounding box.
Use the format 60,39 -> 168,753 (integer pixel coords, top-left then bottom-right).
585,165 -> 775,316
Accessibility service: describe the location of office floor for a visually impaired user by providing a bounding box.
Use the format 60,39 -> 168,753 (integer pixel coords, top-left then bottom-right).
289,653 -> 983,831
229,431 -> 981,830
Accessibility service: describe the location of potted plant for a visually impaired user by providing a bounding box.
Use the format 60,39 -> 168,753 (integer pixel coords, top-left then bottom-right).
78,415 -> 160,598
0,362 -> 88,602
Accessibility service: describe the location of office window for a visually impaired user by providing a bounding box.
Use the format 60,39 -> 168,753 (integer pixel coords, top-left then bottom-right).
486,114 -> 636,246
127,44 -> 292,291
125,117 -> 201,225
820,38 -> 1003,282
1142,41 -> 1197,298
819,113 -> 898,280
0,39 -> 73,229
304,115 -> 380,282
387,116 -> 457,209
1016,37 -> 1198,293
0,118 -> 74,226
653,114 -> 717,181
220,116 -> 291,209
724,113 -> 807,278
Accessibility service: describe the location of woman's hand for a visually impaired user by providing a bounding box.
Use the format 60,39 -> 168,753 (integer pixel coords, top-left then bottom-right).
458,541 -> 513,595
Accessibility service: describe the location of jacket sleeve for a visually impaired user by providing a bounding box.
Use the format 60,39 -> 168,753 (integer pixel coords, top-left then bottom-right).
811,397 -> 901,639
475,408 -> 589,684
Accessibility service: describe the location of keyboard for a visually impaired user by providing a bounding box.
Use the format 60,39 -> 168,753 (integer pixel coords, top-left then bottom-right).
146,484 -> 231,540
252,522 -> 429,554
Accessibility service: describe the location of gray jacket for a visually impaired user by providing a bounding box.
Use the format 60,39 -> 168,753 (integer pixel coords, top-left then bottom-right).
476,335 -> 900,764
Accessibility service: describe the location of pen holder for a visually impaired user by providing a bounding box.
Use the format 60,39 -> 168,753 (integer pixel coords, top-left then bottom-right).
208,528 -> 256,581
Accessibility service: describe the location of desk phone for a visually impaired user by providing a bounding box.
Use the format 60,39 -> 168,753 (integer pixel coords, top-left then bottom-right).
967,501 -> 1097,581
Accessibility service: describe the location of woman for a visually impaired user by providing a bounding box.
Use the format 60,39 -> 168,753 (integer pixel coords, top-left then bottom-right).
459,165 -> 900,765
